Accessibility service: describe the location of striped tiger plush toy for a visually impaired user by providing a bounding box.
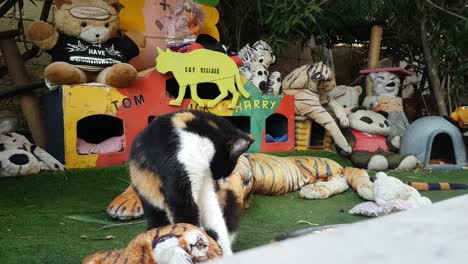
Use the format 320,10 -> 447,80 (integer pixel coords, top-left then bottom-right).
282,62 -> 352,154
239,153 -> 374,201
82,224 -> 222,264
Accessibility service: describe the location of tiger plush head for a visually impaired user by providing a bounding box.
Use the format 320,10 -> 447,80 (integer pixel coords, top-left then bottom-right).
82,224 -> 222,264
281,62 -> 336,95
239,40 -> 276,69
307,62 -> 336,93
369,72 -> 401,97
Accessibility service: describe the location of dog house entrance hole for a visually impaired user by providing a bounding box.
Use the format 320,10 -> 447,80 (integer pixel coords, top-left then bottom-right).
266,114 -> 288,143
166,77 -> 233,100
223,116 -> 250,134
309,121 -> 326,148
429,133 -> 456,164
76,115 -> 125,155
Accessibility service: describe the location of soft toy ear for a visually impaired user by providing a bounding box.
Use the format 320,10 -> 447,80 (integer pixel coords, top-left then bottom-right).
350,106 -> 368,113
369,72 -> 378,81
104,0 -> 124,13
328,87 -> 346,98
53,0 -> 72,8
377,110 -> 390,119
272,55 -> 276,64
354,86 -> 362,96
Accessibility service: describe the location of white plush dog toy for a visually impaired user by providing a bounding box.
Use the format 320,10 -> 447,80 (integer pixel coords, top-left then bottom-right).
0,133 -> 65,177
349,172 -> 431,217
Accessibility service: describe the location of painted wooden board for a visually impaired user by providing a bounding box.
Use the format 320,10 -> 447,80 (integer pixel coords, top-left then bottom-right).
155,48 -> 249,108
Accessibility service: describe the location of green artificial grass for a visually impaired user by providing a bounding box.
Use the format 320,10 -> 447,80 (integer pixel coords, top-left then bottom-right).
1,151 -> 468,264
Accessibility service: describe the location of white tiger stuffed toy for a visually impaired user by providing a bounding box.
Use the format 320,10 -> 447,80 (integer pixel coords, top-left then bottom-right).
267,71 -> 282,95
238,40 -> 281,95
282,62 -> 352,153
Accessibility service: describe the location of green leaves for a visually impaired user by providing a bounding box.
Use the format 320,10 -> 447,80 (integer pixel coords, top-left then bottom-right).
261,0 -> 323,52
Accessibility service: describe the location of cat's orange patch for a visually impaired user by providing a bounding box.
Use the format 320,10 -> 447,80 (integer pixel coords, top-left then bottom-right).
129,162 -> 165,207
171,112 -> 196,128
217,172 -> 244,208
207,120 -> 219,129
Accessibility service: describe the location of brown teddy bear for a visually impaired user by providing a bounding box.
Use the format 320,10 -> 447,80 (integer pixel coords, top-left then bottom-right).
26,0 -> 145,89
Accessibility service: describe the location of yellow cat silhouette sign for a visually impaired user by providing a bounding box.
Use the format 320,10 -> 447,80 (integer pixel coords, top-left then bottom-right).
156,47 -> 250,109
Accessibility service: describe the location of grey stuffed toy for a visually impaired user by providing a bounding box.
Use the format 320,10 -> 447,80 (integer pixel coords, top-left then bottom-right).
0,133 -> 65,177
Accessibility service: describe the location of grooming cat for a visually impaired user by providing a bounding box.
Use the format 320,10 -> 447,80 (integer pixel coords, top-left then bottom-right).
130,110 -> 254,256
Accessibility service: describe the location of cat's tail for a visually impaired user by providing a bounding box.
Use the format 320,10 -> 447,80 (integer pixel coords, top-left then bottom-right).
404,181 -> 468,191
235,73 -> 250,98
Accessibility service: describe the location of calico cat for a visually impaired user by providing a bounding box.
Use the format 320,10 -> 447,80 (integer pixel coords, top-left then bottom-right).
129,110 -> 254,256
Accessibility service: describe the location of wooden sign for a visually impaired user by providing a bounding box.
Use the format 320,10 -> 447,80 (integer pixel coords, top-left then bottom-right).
156,47 -> 250,108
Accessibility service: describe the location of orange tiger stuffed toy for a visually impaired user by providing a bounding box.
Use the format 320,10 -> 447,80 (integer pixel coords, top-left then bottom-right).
82,224 -> 222,264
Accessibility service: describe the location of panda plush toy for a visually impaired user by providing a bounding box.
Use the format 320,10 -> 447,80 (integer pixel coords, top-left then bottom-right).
340,106 -> 419,170
0,133 -> 65,177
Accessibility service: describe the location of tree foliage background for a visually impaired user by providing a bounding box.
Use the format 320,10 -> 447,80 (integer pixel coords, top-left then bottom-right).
218,0 -> 468,115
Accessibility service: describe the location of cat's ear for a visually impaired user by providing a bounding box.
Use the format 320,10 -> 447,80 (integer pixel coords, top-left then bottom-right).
230,138 -> 252,159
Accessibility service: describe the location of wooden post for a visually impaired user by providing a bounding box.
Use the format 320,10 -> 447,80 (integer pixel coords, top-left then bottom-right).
366,25 -> 383,96
0,30 -> 46,148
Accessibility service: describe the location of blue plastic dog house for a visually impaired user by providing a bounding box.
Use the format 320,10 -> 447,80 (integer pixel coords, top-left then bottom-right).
400,116 -> 467,170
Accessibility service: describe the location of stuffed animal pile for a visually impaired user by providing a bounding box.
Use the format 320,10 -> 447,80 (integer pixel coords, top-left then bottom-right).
26,0 -> 146,89
238,40 -> 282,95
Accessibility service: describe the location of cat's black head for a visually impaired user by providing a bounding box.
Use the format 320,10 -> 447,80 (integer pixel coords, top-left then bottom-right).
208,115 -> 254,180
169,110 -> 254,180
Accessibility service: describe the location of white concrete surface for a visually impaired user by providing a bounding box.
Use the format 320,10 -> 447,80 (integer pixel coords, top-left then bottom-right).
212,194 -> 468,263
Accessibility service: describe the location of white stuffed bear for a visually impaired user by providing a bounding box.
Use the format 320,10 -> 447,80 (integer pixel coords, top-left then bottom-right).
327,85 -> 362,113
349,172 -> 431,217
0,133 -> 65,177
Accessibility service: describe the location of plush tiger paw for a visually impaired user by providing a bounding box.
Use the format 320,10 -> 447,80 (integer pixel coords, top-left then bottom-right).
107,185 -> 143,220
299,184 -> 331,199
